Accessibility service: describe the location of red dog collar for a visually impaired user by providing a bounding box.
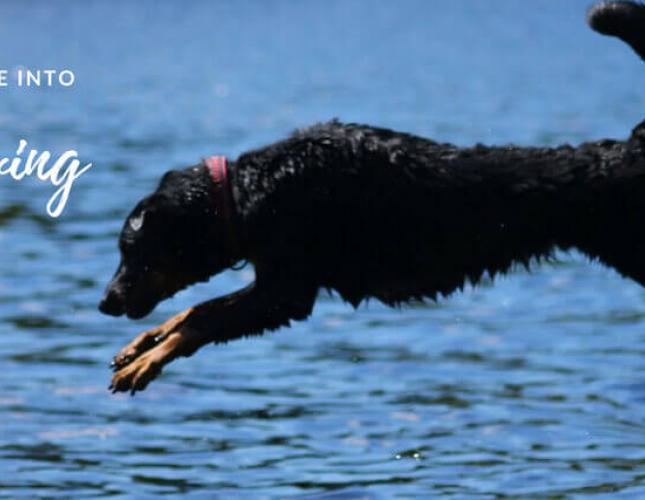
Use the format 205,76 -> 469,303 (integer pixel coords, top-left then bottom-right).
205,155 -> 232,220
205,155 -> 239,258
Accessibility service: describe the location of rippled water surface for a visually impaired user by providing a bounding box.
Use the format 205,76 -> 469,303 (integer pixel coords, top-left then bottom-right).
1,0 -> 645,497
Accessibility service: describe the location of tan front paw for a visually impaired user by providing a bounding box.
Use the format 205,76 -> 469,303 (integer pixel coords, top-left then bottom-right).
109,324 -> 204,395
110,308 -> 193,371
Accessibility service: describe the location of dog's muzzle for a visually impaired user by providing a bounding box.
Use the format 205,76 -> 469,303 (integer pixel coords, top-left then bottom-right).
99,288 -> 126,316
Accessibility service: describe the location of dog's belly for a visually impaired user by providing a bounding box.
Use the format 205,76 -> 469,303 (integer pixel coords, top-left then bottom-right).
315,239 -> 471,307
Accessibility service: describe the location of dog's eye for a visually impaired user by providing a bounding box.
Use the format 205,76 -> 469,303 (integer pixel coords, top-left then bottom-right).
129,213 -> 145,232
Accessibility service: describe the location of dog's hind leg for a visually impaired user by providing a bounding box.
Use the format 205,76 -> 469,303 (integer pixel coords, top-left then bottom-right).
588,1 -> 645,62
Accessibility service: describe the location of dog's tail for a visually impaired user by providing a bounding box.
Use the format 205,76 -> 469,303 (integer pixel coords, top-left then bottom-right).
588,1 -> 645,62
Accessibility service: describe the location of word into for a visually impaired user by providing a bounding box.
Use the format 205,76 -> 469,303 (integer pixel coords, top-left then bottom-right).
0,69 -> 75,88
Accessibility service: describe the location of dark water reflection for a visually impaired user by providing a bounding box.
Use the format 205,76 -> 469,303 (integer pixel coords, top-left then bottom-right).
1,0 -> 645,497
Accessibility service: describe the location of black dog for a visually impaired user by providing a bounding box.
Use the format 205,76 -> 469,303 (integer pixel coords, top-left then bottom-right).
101,1 -> 645,394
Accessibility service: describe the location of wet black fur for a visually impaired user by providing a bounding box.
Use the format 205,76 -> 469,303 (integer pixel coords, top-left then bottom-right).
101,1 -> 645,341
588,0 -> 645,61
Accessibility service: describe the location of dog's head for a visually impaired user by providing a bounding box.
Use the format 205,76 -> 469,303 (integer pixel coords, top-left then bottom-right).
99,165 -> 238,319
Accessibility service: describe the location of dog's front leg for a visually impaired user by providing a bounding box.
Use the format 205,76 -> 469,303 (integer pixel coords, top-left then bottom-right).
110,307 -> 194,372
109,284 -> 259,372
109,279 -> 316,395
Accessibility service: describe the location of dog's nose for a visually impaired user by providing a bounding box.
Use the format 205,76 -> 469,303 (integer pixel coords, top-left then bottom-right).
99,289 -> 126,316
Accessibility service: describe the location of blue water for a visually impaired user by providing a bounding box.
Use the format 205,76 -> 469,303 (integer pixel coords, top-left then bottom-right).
1,0 -> 645,497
